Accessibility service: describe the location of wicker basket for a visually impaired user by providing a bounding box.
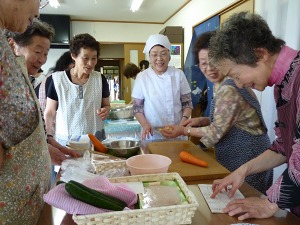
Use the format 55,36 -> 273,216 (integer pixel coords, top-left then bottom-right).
73,173 -> 199,225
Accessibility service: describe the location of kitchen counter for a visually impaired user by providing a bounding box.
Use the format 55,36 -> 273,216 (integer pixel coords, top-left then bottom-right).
37,181 -> 300,225
143,140 -> 230,184
37,140 -> 300,224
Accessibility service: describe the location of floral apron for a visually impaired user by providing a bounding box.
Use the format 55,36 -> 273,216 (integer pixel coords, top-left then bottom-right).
0,70 -> 51,224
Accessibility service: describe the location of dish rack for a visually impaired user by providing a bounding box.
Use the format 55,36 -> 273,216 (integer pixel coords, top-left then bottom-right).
72,172 -> 199,225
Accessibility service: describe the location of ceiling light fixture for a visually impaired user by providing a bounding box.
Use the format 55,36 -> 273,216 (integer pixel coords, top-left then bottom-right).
49,0 -> 60,8
130,0 -> 143,12
40,0 -> 60,9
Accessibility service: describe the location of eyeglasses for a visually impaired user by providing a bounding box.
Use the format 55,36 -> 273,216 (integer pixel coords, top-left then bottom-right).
149,51 -> 169,59
198,61 -> 216,70
199,62 -> 209,70
40,0 -> 49,9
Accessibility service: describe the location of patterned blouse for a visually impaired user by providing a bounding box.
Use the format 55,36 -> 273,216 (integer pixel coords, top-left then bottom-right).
198,76 -> 265,147
266,46 -> 300,217
0,32 -> 39,149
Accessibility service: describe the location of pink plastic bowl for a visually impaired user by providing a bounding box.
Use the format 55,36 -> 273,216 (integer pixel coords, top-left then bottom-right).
126,154 -> 172,175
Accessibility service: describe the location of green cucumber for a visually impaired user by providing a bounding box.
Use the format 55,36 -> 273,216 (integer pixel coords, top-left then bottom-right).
65,180 -> 127,211
56,180 -> 65,185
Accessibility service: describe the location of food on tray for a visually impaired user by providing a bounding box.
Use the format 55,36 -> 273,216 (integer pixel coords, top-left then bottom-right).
88,133 -> 108,153
179,151 -> 208,167
139,180 -> 188,208
65,180 -> 127,211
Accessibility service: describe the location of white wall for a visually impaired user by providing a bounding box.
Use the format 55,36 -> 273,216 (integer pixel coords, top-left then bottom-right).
42,22 -> 163,73
43,48 -> 69,75
72,21 -> 163,43
164,0 -> 236,62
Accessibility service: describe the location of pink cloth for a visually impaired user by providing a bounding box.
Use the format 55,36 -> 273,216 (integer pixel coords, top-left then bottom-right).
43,176 -> 137,215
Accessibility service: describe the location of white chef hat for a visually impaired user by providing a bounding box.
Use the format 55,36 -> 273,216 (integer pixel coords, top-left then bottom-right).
143,34 -> 171,59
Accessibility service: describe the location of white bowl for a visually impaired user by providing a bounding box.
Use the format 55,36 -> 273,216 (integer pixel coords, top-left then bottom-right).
126,154 -> 172,175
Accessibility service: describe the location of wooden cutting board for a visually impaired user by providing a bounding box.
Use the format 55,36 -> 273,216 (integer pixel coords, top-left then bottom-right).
147,140 -> 230,182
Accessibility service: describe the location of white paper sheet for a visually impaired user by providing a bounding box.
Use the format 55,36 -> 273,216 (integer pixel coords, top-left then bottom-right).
198,184 -> 244,213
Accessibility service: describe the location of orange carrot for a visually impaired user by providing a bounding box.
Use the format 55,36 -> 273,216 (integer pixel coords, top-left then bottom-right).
88,133 -> 108,153
179,151 -> 208,167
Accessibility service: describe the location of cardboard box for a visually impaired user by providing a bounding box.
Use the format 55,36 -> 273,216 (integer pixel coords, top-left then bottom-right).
160,26 -> 183,35
165,34 -> 183,43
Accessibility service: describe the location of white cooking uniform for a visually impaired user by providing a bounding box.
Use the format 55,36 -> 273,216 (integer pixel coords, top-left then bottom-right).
132,66 -> 191,140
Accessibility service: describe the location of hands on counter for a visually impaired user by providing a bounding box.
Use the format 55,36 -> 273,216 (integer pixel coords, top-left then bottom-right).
211,167 -> 246,199
223,197 -> 279,220
211,165 -> 279,220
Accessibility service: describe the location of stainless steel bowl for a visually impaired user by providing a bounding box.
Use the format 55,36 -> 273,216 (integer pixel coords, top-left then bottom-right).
105,140 -> 140,158
109,106 -> 134,120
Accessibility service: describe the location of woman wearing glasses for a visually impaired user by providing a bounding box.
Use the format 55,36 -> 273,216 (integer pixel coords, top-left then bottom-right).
161,31 -> 273,195
132,34 -> 193,141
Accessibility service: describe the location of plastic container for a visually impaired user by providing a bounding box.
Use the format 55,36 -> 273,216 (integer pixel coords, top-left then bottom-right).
126,154 -> 172,175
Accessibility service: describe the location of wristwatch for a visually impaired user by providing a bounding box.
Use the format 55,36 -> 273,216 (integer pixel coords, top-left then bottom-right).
187,126 -> 191,137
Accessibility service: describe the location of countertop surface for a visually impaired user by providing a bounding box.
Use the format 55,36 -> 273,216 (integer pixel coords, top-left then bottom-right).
147,140 -> 230,182
36,140 -> 300,225
37,182 -> 300,225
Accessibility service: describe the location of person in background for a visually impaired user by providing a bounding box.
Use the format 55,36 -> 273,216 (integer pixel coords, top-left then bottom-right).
208,11 -> 300,220
123,60 -> 149,80
0,0 -> 51,223
123,62 -> 141,79
48,51 -> 74,74
44,33 -> 110,145
160,31 -> 273,195
131,34 -> 193,140
139,59 -> 149,70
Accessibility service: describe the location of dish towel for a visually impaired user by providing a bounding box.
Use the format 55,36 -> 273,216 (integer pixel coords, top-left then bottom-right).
43,176 -> 137,215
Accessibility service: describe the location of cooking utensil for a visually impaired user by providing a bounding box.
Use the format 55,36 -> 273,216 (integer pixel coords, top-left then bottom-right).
105,140 -> 140,158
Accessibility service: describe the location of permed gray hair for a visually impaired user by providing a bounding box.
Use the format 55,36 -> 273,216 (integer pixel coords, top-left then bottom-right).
209,11 -> 285,66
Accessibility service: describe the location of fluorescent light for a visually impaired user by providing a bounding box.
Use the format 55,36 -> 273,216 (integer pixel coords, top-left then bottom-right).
130,0 -> 143,12
49,0 -> 60,8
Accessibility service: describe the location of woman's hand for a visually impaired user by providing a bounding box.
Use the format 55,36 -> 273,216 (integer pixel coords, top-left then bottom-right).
48,144 -> 68,165
160,125 -> 184,138
223,197 -> 279,220
97,108 -> 108,121
48,136 -> 82,159
182,117 -> 210,127
211,166 -> 247,199
141,123 -> 153,140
